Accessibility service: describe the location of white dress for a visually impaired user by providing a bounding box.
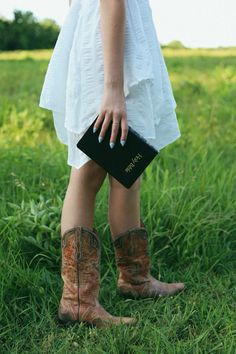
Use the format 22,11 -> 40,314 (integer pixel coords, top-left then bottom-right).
39,0 -> 181,171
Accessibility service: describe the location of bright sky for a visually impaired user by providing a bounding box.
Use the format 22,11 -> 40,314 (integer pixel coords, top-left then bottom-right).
0,0 -> 235,48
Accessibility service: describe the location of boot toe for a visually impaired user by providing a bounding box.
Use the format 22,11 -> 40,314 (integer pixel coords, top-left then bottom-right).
121,316 -> 138,325
94,315 -> 137,328
175,282 -> 185,291
166,282 -> 185,295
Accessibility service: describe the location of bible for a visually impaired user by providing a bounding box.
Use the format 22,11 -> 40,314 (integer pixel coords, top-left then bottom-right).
76,115 -> 159,189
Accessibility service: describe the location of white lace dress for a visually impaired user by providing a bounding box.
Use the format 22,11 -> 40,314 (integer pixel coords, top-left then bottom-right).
39,0 -> 181,170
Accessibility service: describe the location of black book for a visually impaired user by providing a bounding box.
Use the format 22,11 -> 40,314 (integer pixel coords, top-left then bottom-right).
76,115 -> 159,188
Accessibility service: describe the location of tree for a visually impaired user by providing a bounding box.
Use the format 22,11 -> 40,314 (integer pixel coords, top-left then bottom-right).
0,10 -> 60,50
166,40 -> 186,49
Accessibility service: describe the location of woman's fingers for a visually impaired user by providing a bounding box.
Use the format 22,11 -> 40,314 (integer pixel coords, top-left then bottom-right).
120,112 -> 128,146
109,112 -> 121,147
98,111 -> 112,143
93,111 -> 105,133
93,110 -> 128,148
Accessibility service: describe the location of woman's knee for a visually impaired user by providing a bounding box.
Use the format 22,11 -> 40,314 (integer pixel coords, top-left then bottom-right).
69,161 -> 107,192
108,174 -> 142,191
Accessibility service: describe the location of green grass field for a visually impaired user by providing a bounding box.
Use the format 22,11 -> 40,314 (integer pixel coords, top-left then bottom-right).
0,48 -> 235,353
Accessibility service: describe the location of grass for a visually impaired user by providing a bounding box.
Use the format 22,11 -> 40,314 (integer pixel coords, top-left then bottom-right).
0,48 -> 236,353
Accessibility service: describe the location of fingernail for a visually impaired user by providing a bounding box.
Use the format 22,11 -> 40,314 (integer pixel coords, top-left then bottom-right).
98,136 -> 103,143
109,142 -> 115,149
120,140 -> 126,146
93,126 -> 97,133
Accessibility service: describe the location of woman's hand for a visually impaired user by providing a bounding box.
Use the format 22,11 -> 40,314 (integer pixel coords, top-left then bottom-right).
93,84 -> 128,148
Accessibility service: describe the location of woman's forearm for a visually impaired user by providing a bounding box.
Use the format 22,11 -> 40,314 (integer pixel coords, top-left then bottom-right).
100,0 -> 126,91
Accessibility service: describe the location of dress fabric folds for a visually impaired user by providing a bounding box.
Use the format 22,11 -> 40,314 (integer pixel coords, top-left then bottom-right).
39,0 -> 181,170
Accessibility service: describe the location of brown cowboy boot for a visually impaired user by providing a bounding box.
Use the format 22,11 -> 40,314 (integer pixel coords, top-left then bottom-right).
111,219 -> 185,299
58,225 -> 137,328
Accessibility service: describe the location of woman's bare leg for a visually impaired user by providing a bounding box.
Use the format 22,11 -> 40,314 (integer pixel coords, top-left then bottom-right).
108,175 -> 142,237
60,160 -> 107,236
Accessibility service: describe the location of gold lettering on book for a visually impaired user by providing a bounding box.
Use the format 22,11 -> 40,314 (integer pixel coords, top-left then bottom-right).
125,153 -> 143,173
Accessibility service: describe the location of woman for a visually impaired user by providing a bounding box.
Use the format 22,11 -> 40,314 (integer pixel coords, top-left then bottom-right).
39,0 -> 185,328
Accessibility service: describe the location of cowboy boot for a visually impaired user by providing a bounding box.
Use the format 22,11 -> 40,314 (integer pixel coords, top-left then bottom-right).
58,225 -> 137,328
111,219 -> 185,299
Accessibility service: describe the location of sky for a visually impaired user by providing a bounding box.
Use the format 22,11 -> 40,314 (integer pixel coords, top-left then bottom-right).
0,0 -> 235,48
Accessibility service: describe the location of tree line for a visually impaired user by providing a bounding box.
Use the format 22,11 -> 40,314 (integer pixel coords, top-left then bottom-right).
0,9 -> 190,52
0,10 -> 60,51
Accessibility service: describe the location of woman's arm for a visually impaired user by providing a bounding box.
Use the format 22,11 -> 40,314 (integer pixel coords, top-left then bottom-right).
100,0 -> 125,89
69,0 -> 72,6
94,0 -> 128,148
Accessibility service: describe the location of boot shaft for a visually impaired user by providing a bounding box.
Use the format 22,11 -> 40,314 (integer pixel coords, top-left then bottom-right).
61,226 -> 101,306
112,221 -> 151,284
